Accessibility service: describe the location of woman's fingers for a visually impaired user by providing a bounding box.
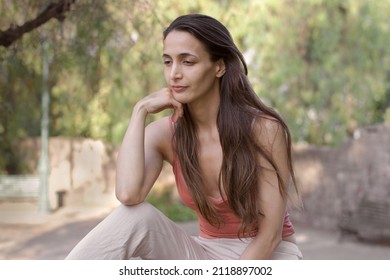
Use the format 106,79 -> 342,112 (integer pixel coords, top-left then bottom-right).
142,88 -> 183,121
170,97 -> 183,122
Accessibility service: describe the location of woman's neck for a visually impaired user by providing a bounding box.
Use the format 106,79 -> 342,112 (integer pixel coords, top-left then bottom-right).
187,89 -> 220,131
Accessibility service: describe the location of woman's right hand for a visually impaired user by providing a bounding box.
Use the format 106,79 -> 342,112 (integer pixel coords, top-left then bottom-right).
136,88 -> 183,122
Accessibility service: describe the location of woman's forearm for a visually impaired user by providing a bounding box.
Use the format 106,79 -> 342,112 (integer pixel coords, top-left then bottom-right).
239,234 -> 281,260
115,88 -> 182,205
115,102 -> 148,205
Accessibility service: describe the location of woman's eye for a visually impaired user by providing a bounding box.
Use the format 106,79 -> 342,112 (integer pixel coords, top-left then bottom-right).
183,61 -> 194,65
163,60 -> 172,65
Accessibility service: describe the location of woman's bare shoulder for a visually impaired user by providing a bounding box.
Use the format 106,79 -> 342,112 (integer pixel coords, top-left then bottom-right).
252,113 -> 286,148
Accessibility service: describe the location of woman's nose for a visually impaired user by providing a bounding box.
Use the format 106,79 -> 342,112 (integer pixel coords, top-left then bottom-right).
170,63 -> 183,80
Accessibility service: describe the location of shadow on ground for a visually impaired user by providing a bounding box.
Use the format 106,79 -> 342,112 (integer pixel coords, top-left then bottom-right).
1,217 -> 104,260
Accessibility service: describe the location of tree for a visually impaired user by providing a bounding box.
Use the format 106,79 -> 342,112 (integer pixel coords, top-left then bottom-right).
0,0 -> 76,47
1,0 -> 389,174
244,0 -> 390,144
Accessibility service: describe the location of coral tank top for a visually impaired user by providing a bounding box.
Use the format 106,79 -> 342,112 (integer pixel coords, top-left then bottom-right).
169,117 -> 295,239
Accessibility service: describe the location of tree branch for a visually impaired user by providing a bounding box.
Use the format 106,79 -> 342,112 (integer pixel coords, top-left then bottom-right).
0,0 -> 76,47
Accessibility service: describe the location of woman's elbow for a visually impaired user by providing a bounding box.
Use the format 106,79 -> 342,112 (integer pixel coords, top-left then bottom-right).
115,188 -> 143,206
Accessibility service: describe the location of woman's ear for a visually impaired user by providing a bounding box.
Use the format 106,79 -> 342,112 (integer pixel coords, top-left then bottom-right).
216,59 -> 226,78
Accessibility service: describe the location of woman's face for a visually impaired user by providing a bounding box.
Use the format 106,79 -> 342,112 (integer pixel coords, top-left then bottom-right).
163,30 -> 223,105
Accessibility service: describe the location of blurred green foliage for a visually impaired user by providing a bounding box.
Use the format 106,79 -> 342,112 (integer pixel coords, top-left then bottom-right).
1,0 -> 390,174
146,187 -> 197,222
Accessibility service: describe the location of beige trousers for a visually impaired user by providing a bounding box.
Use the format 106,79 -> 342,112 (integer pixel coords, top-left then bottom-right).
65,203 -> 303,260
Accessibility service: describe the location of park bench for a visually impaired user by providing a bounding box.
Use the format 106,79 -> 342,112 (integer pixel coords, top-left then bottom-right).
339,197 -> 390,244
0,175 -> 67,208
0,175 -> 40,200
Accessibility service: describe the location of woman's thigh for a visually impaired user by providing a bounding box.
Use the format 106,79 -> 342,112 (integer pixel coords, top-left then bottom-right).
66,203 -> 208,260
270,241 -> 303,260
192,237 -> 303,260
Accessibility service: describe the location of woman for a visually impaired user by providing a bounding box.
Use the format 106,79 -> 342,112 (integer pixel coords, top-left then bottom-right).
66,14 -> 302,260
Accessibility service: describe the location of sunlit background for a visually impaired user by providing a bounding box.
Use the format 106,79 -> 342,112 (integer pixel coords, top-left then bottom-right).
0,0 -> 389,259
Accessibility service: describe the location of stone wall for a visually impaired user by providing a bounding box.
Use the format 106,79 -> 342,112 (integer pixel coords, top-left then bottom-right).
19,137 -> 119,209
291,124 -> 390,229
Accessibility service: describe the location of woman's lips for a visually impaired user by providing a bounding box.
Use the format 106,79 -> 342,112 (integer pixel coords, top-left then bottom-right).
171,86 -> 187,93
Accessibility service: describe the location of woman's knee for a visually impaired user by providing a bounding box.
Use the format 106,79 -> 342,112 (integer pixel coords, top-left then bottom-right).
113,202 -> 160,224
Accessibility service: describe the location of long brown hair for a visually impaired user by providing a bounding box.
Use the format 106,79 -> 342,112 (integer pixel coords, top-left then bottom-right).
163,14 -> 298,235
